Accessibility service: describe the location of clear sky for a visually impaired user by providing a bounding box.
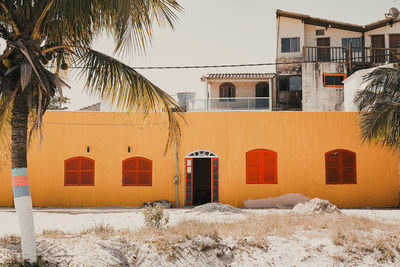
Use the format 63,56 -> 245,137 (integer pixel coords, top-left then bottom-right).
61,0 -> 398,110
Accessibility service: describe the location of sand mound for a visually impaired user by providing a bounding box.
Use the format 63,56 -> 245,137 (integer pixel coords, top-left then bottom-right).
192,203 -> 243,213
292,198 -> 341,214
244,193 -> 310,208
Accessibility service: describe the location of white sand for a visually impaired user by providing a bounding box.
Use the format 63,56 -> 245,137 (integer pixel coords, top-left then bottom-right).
1,208 -> 400,266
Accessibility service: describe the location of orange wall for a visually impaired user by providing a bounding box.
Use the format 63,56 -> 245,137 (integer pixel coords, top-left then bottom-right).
0,111 -> 398,208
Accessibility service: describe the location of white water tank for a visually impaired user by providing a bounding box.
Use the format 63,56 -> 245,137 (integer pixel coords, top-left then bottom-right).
177,92 -> 196,109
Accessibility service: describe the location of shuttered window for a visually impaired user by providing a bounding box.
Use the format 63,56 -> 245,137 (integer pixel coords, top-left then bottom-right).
122,157 -> 152,186
219,83 -> 236,98
65,157 -> 95,186
325,149 -> 356,184
246,149 -> 277,184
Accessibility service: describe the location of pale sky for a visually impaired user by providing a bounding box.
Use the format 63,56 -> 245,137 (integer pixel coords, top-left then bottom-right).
60,0 -> 398,110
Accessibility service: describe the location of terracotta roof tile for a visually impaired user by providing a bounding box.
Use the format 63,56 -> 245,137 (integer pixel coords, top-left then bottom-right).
201,73 -> 275,81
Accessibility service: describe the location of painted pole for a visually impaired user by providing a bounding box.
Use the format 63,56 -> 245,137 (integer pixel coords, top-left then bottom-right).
174,140 -> 179,208
11,168 -> 36,263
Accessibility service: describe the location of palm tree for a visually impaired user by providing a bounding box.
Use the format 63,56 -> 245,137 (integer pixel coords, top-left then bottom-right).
354,65 -> 400,149
0,0 -> 183,263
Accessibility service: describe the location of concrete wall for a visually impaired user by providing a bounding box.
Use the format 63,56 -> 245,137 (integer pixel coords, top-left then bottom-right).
0,111 -> 398,208
302,62 -> 346,111
343,75 -> 360,112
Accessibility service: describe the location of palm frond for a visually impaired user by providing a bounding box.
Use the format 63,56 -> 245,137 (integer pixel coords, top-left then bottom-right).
354,64 -> 400,149
76,48 -> 184,151
0,100 -> 11,171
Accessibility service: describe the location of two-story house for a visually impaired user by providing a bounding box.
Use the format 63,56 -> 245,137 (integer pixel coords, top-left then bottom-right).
276,9 -> 400,111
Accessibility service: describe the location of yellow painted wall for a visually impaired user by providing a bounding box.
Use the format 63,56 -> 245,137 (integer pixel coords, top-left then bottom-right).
0,111 -> 398,208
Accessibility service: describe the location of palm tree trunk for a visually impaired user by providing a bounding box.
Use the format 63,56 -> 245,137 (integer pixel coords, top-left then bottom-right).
11,90 -> 36,263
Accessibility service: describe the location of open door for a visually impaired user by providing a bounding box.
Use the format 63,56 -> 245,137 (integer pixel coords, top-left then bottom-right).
185,150 -> 219,206
212,158 -> 219,203
185,158 -> 193,206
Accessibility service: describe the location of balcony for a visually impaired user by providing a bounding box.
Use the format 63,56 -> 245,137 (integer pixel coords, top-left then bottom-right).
303,46 -> 400,64
186,97 -> 271,112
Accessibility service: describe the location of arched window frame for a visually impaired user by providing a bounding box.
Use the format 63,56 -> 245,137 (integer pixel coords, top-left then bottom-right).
219,82 -> 236,98
64,156 -> 95,186
246,149 -> 277,184
325,149 -> 357,184
122,157 -> 152,186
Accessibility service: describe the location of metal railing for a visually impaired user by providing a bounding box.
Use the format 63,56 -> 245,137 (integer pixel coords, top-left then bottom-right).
303,46 -> 400,64
186,97 -> 271,111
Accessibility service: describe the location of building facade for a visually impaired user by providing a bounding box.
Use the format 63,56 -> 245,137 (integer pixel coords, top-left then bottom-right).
186,73 -> 275,112
0,111 -> 398,208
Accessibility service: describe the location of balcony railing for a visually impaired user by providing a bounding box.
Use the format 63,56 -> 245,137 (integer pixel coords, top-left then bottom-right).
303,46 -> 400,64
186,97 -> 271,112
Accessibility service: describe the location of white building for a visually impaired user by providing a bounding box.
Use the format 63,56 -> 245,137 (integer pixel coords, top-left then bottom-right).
276,9 -> 400,111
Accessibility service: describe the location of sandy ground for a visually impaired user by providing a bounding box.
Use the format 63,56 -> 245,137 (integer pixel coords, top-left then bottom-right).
1,207 -> 400,236
0,207 -> 400,266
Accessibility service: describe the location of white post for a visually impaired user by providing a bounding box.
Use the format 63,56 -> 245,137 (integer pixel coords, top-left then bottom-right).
268,78 -> 272,111
12,168 -> 36,263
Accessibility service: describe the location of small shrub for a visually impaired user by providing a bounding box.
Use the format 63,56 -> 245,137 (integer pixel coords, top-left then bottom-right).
0,235 -> 19,248
144,204 -> 169,228
0,255 -> 51,267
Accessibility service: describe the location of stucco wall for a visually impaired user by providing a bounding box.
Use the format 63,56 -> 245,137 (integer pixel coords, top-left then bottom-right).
276,16 -> 304,59
209,81 -> 269,98
365,22 -> 400,48
304,25 -> 362,47
302,62 -> 346,111
0,111 -> 398,208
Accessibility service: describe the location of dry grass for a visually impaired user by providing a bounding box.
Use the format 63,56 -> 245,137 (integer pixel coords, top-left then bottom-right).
40,213 -> 398,244
2,212 -> 399,266
0,235 -> 19,249
41,229 -> 66,239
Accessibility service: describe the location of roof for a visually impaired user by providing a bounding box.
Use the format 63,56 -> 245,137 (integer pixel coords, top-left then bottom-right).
276,9 -> 400,33
201,73 -> 275,81
78,103 -> 101,112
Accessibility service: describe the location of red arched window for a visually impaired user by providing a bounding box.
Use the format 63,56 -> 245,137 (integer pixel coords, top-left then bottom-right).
122,157 -> 152,186
65,157 -> 95,186
246,149 -> 277,184
325,149 -> 356,184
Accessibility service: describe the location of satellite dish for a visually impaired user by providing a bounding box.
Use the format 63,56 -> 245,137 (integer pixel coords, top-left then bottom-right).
389,7 -> 400,19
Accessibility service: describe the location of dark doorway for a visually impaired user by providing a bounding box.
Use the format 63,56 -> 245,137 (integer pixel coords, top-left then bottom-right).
389,34 -> 400,62
255,82 -> 269,108
372,35 -> 385,63
193,158 -> 211,206
317,38 -> 331,61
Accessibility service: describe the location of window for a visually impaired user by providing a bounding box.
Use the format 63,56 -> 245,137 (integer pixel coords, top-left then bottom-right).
122,157 -> 152,186
325,149 -> 356,184
279,76 -> 302,91
316,29 -> 325,36
246,149 -> 277,184
219,83 -> 236,98
281,37 -> 300,53
342,37 -> 361,48
65,157 -> 95,186
323,73 -> 347,87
